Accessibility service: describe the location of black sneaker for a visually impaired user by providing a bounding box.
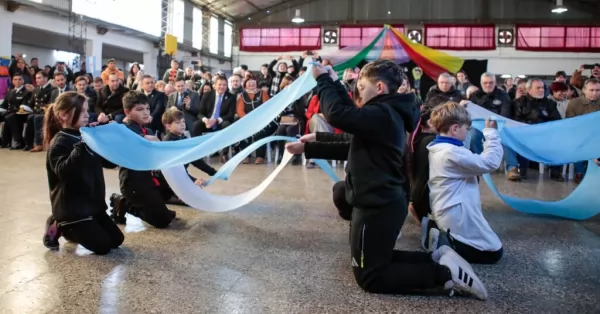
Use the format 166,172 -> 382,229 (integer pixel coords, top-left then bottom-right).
43,215 -> 60,250
109,193 -> 128,225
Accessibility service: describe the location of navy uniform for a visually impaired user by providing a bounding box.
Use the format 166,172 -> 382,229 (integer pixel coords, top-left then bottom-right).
0,85 -> 32,148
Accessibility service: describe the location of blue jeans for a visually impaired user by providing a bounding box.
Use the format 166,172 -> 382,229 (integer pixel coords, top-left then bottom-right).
467,128 -> 484,154
504,145 -> 529,172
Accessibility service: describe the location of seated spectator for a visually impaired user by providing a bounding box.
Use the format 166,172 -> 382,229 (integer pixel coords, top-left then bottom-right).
268,55 -> 298,96
566,78 -> 600,184
192,75 -> 236,163
467,72 -> 512,154
0,73 -> 32,149
100,59 -> 124,85
74,76 -> 97,123
162,59 -> 184,83
548,81 -> 569,118
96,73 -> 129,124
511,78 -> 564,182
167,78 -> 200,131
425,72 -> 463,105
155,81 -> 166,93
455,70 -> 472,97
141,74 -> 167,133
274,75 -> 305,165
236,77 -> 274,164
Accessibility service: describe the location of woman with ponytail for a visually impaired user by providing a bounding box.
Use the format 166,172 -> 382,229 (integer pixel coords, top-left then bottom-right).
43,92 -> 124,254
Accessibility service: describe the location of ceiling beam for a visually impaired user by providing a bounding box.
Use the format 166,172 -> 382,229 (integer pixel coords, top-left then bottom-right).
237,17 -> 600,28
191,0 -> 236,21
235,0 -> 322,24
205,0 -> 261,12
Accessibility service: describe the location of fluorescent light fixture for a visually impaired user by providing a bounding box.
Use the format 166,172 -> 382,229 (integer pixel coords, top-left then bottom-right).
291,9 -> 304,23
500,74 -> 512,79
518,75 -> 527,79
552,0 -> 568,13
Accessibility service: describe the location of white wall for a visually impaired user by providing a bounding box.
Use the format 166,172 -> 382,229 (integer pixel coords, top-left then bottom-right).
11,43 -> 63,67
1,6 -> 159,75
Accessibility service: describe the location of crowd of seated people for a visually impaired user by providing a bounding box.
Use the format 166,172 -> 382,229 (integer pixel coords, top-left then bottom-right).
423,66 -> 600,184
2,53 -> 599,184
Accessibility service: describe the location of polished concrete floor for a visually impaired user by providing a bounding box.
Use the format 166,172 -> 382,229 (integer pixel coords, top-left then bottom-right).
0,149 -> 599,314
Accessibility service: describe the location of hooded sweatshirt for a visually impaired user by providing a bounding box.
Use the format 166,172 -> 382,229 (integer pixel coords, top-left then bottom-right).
316,74 -> 420,208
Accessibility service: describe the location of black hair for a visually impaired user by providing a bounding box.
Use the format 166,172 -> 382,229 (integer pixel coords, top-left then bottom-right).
36,71 -> 49,79
300,66 -> 307,72
241,64 -> 248,71
122,90 -> 149,111
359,59 -> 404,92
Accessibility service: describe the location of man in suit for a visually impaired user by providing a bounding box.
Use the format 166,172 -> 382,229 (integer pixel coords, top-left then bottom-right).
50,72 -> 71,103
167,77 -> 199,131
1,73 -> 33,149
192,74 -> 236,162
141,74 -> 166,133
96,73 -> 129,123
24,71 -> 56,152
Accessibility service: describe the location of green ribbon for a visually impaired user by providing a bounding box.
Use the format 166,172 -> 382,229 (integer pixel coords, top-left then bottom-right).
332,27 -> 387,76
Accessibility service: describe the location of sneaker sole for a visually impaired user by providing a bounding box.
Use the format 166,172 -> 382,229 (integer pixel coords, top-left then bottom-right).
442,249 -> 488,301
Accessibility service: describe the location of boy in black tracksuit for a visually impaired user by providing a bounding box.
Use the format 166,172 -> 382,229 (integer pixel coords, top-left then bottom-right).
160,108 -> 217,203
110,91 -> 175,228
301,60 -> 488,300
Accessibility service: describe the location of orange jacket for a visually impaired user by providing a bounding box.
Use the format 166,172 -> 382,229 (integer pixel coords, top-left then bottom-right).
305,94 -> 343,134
101,68 -> 125,85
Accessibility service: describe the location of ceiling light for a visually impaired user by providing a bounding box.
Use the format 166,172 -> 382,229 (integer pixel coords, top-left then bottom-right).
518,75 -> 527,78
500,74 -> 512,79
291,9 -> 304,23
267,10 -> 270,13
247,17 -> 251,20
551,0 -> 568,13
387,11 -> 391,15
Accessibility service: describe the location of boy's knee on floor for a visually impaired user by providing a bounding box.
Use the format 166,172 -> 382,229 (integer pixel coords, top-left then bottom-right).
352,267 -> 382,293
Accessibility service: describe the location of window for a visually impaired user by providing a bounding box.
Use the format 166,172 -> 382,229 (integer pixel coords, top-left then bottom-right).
172,0 -> 184,43
424,25 -> 495,50
209,16 -> 219,54
71,0 -> 161,37
516,25 -> 600,52
224,22 -> 233,57
338,25 -> 404,48
239,27 -> 322,52
192,7 -> 203,49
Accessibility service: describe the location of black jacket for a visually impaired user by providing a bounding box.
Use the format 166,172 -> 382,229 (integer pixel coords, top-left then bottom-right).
145,89 -> 167,131
514,95 -> 561,124
198,90 -> 236,124
118,122 -> 156,194
409,132 -> 436,220
317,75 -> 420,208
425,86 -> 463,107
0,86 -> 32,112
46,128 -> 116,222
95,85 -> 129,117
304,133 -> 352,161
469,87 -> 513,118
162,132 -> 217,180
29,83 -> 55,113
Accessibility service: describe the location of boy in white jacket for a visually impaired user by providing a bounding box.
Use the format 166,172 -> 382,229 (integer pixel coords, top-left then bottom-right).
423,102 -> 504,264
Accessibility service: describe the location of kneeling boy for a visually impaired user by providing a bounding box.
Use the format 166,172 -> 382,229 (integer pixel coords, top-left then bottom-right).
110,91 -> 175,228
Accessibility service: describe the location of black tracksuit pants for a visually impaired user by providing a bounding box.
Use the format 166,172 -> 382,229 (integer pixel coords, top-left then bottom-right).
350,201 -> 450,294
60,213 -> 124,255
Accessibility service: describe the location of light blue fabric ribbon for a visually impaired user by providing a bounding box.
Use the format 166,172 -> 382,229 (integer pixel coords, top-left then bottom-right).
205,135 -> 340,185
470,110 -> 600,220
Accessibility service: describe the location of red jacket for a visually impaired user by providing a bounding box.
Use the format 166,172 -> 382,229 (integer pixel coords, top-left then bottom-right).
305,94 -> 343,134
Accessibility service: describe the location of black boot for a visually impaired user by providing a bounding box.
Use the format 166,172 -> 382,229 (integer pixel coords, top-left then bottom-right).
42,215 -> 61,250
109,193 -> 129,225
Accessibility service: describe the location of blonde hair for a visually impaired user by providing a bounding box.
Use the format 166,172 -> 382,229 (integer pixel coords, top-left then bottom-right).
430,101 -> 471,133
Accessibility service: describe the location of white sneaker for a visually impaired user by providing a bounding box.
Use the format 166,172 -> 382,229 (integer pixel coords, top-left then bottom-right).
428,228 -> 440,252
437,245 -> 488,301
432,245 -> 474,273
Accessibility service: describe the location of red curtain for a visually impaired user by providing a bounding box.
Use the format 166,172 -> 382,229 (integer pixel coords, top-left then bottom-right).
516,25 -> 600,52
240,27 -> 322,52
424,25 -> 495,50
339,25 -> 404,48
